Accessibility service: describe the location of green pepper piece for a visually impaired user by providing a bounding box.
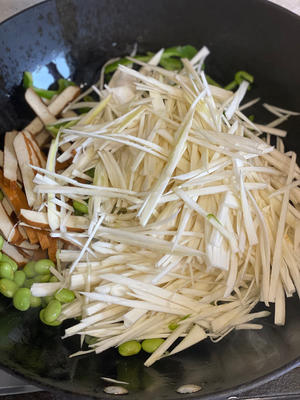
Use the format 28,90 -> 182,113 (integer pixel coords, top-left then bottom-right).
162,45 -> 197,60
160,57 -> 182,71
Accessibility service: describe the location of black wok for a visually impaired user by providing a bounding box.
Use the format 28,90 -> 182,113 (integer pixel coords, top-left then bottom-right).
0,0 -> 299,399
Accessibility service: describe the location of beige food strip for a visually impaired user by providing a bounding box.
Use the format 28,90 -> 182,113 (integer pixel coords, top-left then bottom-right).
25,86 -> 80,135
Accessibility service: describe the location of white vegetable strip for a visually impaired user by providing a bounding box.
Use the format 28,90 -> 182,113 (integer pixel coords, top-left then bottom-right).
18,45 -> 300,366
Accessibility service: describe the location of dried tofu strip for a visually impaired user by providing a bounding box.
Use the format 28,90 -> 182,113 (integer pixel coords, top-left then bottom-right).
4,131 -> 22,182
25,86 -> 80,135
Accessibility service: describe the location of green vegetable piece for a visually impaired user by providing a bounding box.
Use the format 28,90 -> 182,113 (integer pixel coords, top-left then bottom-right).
0,190 -> 4,201
224,80 -> 238,91
0,279 -> 18,298
168,321 -> 179,331
162,45 -> 197,60
33,87 -> 58,100
23,278 -> 35,289
142,338 -> 165,354
85,168 -> 95,178
49,275 -> 59,283
1,254 -> 17,272
23,71 -> 33,89
34,274 -> 51,283
104,55 -> 151,75
205,75 -> 222,88
0,252 -> 2,261
43,299 -> 62,323
34,259 -> 55,275
57,78 -> 75,93
248,114 -> 255,122
118,340 -> 141,357
0,262 -> 14,280
24,261 -> 37,278
85,335 -> 98,345
39,309 -> 61,326
235,70 -> 254,85
30,295 -> 42,308
206,213 -> 222,225
44,295 -> 54,304
54,288 -> 75,303
14,270 -> 26,287
73,200 -> 88,214
13,288 -> 31,311
46,119 -> 78,137
160,57 -> 182,71
105,58 -> 133,74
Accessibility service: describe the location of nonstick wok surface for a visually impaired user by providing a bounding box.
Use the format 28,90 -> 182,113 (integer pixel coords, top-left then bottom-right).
0,1 -> 299,399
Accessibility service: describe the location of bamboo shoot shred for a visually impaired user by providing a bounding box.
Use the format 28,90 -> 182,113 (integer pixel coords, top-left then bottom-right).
3,46 -> 300,366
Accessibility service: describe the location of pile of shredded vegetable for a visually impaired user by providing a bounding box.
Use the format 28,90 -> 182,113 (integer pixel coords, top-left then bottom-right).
2,46 -> 300,367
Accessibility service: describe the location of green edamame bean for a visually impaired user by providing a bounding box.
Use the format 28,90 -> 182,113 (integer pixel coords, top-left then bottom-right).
54,288 -> 75,303
34,259 -> 55,275
49,275 -> 59,283
73,200 -> 88,214
24,278 -> 35,289
0,252 -> 2,261
39,309 -> 61,326
24,261 -> 36,278
0,235 -> 4,251
30,295 -> 42,308
44,295 -> 54,304
118,340 -> 141,357
0,262 -> 14,280
1,254 -> 17,272
14,270 -> 26,287
43,299 -> 61,323
33,274 -> 51,283
13,288 -> 31,311
0,279 -> 18,298
141,338 -> 165,354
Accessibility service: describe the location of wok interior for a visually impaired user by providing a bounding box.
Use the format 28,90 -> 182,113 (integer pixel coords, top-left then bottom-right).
0,0 -> 299,398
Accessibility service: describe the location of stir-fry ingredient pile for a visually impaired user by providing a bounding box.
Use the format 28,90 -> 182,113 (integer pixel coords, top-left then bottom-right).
0,45 -> 299,367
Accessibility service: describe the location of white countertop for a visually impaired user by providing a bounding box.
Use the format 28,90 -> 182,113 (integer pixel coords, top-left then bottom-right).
0,0 -> 299,23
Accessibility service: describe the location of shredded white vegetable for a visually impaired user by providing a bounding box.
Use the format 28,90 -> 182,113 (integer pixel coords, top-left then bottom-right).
17,46 -> 300,366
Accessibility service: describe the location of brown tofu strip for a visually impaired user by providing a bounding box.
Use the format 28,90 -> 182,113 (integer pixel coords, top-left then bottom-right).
4,131 -> 22,182
20,209 -> 88,232
37,230 -> 51,250
48,237 -> 58,262
2,241 -> 29,266
0,202 -> 24,245
25,227 -> 40,245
